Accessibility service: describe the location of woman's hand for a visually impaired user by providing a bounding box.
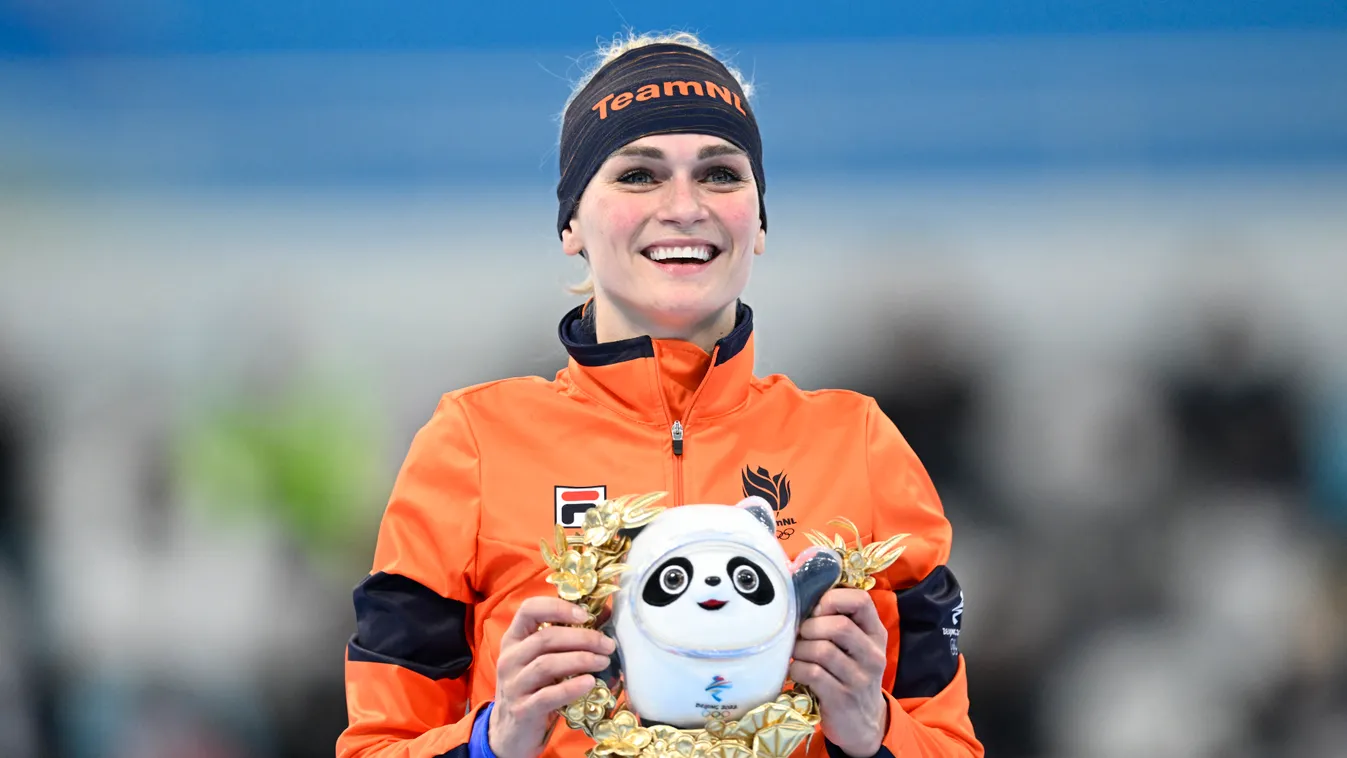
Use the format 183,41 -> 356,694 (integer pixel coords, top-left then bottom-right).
489,597 -> 615,758
789,588 -> 890,758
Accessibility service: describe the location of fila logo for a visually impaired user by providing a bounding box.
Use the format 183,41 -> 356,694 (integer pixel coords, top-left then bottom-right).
555,486 -> 606,528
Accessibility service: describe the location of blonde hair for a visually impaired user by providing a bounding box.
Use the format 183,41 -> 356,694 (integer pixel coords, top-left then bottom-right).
561,30 -> 755,297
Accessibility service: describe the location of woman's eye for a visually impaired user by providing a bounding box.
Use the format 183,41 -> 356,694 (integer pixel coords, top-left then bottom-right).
705,166 -> 744,184
617,169 -> 654,184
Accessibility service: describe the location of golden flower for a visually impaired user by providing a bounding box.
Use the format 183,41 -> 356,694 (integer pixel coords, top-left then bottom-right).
546,549 -> 598,601
579,492 -> 667,548
838,549 -> 869,588
562,679 -> 615,730
844,550 -> 868,575
733,701 -> 798,736
643,726 -> 698,758
583,502 -> 625,547
702,719 -> 732,740
752,720 -> 815,758
806,518 -> 909,591
592,710 -> 652,757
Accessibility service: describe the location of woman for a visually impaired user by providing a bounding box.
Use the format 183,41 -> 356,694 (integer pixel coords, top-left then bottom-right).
337,32 -> 982,758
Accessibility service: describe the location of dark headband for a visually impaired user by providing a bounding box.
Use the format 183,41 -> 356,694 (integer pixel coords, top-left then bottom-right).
556,43 -> 766,239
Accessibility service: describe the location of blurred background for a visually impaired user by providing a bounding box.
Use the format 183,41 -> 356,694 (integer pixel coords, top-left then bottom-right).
2,2 -> 1346,757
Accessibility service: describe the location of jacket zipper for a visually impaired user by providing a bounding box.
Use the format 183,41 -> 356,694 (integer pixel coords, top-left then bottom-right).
671,420 -> 684,506
660,343 -> 720,508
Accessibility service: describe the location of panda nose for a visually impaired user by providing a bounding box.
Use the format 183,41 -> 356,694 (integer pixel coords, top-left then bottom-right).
705,576 -> 722,586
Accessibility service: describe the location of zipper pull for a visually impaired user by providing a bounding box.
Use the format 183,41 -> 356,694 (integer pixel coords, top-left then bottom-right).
671,420 -> 684,456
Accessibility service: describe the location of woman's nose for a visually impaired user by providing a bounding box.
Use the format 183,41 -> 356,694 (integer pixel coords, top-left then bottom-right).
658,175 -> 707,226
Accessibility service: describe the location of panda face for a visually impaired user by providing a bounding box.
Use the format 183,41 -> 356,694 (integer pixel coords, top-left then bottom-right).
632,542 -> 789,653
642,556 -> 777,609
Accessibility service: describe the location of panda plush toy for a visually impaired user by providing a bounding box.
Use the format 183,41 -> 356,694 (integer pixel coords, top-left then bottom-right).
606,496 -> 842,727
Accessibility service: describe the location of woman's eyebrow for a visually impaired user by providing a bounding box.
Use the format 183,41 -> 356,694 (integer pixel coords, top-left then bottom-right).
611,144 -> 747,160
613,145 -> 665,159
698,144 -> 746,160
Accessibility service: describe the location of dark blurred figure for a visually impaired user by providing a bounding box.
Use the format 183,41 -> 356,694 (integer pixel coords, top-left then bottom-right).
845,309 -> 987,506
0,346 -> 46,758
1163,308 -> 1308,490
0,355 -> 32,603
837,309 -> 1045,755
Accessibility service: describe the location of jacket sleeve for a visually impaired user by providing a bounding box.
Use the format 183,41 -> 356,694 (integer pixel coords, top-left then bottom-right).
844,399 -> 984,758
337,395 -> 488,758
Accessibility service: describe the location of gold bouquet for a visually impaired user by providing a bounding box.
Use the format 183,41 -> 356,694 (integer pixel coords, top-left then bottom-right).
542,492 -> 907,758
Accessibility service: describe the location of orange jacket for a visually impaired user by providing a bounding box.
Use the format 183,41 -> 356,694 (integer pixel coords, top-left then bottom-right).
338,302 -> 983,758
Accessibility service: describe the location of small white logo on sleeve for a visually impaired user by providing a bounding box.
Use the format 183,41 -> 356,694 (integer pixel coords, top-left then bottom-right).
943,592 -> 964,657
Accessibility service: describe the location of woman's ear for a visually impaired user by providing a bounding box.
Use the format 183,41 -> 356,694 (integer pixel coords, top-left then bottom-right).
754,227 -> 765,256
562,222 -> 585,257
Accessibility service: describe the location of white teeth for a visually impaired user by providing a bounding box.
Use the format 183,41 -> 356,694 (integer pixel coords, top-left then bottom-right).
645,245 -> 713,262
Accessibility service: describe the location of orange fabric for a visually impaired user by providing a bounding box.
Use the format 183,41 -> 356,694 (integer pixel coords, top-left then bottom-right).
338,314 -> 982,758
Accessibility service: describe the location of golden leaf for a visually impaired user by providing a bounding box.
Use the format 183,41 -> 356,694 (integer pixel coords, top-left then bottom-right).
862,533 -> 909,559
541,539 -> 561,570
861,533 -> 910,574
597,563 -> 630,582
590,583 -> 621,601
618,492 -> 666,529
554,525 -> 569,557
866,547 -> 907,575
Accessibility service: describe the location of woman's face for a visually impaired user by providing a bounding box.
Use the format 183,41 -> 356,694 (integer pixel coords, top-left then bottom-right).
562,133 -> 765,338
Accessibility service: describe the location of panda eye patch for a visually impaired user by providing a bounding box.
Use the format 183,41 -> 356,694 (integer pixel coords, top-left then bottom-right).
726,556 -> 775,606
643,557 -> 694,607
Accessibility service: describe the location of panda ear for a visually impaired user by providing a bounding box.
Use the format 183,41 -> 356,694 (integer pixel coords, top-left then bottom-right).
735,496 -> 776,535
791,546 -> 842,624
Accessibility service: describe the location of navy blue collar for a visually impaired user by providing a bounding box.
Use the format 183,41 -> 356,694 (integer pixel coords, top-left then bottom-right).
558,301 -> 754,368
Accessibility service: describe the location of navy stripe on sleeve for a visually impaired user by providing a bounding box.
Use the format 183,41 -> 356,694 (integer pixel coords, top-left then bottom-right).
347,571 -> 473,681
892,565 -> 963,699
824,742 -> 896,758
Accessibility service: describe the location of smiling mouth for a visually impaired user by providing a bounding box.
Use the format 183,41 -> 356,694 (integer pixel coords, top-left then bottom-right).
698,599 -> 728,610
642,244 -> 722,265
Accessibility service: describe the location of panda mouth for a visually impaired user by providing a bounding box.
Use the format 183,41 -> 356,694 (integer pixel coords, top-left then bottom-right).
698,599 -> 728,611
